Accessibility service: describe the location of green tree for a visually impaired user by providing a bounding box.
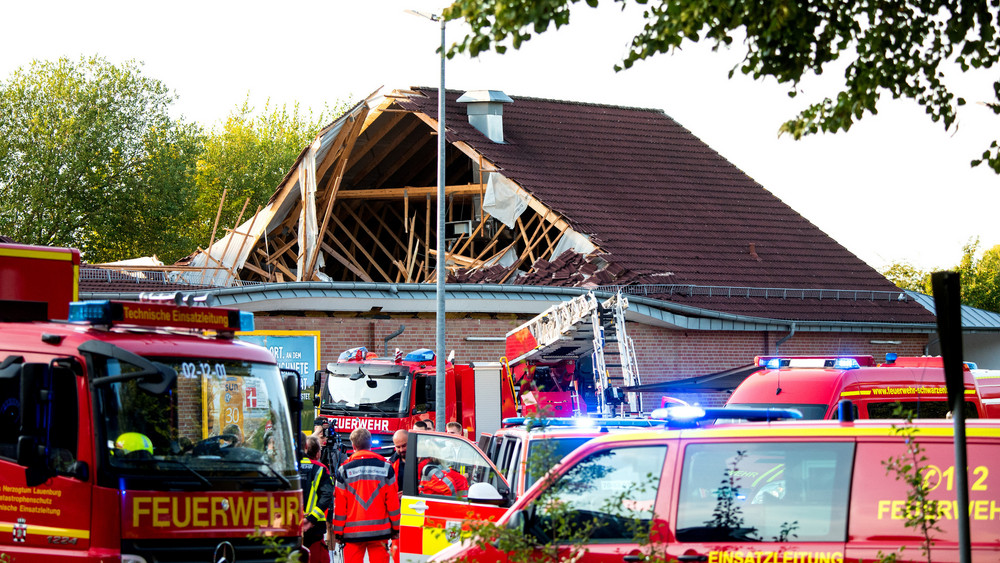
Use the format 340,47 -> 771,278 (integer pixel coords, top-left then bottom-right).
443,0 -> 1000,172
881,262 -> 931,294
192,97 -> 347,247
0,56 -> 201,262
956,239 -> 1000,312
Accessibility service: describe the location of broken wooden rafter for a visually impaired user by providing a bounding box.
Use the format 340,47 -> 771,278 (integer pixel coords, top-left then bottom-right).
308,110 -> 367,276
330,214 -> 393,282
321,241 -> 372,282
338,184 -> 486,200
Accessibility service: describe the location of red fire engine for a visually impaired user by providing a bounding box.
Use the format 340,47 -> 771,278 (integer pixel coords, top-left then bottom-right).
1,244 -> 304,562
313,292 -> 643,456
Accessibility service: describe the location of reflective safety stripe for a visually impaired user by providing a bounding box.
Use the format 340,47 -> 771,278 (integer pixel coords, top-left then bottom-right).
302,459 -> 327,523
0,521 -> 90,539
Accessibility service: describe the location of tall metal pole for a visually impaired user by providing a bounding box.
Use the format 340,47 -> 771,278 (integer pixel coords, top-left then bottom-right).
434,15 -> 447,433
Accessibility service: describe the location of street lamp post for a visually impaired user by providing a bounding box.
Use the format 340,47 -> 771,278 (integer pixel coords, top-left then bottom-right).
407,9 -> 447,433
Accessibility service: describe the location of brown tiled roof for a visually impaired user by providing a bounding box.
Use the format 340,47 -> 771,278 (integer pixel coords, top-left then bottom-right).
404,89 -> 934,324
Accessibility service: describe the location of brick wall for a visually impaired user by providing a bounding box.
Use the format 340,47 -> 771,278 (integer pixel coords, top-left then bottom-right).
254,312 -> 930,410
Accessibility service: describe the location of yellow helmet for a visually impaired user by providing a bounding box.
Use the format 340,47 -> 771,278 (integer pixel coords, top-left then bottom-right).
115,432 -> 153,455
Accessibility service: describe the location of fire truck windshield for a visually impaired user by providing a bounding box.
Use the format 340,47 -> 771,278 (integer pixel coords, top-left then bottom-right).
95,356 -> 297,486
323,363 -> 408,415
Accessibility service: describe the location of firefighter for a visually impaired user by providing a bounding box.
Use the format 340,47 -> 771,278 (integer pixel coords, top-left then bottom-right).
332,428 -> 400,563
114,432 -> 154,458
388,429 -> 407,499
299,435 -> 333,563
418,458 -> 469,497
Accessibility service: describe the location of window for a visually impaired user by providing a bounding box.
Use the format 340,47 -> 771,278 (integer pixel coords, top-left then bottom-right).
534,445 -> 667,542
414,433 -> 504,499
677,442 -> 853,543
524,436 -> 590,489
0,358 -> 79,475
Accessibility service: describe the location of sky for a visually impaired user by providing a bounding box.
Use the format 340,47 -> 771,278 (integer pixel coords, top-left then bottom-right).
3,0 -> 999,274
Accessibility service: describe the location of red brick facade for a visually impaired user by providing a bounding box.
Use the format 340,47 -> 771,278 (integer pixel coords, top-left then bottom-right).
254,312 -> 931,410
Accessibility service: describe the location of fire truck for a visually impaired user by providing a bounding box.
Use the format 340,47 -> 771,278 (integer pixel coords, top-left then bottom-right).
726,354 -> 990,419
0,243 -> 303,562
313,291 -> 642,456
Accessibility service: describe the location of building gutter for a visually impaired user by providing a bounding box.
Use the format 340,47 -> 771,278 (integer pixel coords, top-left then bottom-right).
82,282 -> 939,334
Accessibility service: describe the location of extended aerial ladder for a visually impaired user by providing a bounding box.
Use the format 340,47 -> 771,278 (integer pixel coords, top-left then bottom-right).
503,291 -> 642,417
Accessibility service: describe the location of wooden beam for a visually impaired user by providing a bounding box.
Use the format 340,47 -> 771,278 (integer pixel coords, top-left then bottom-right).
349,117 -> 420,182
372,132 -> 432,188
360,202 -> 407,249
321,240 -> 373,282
424,195 -> 430,281
454,212 -> 490,256
337,184 -> 486,200
322,230 -> 370,281
242,261 -> 269,279
330,214 -> 393,282
226,203 -> 260,285
405,215 -> 417,283
499,211 -> 564,284
341,203 -> 406,278
345,112 -> 405,171
516,217 -> 534,264
268,238 -> 297,264
308,112 -> 368,276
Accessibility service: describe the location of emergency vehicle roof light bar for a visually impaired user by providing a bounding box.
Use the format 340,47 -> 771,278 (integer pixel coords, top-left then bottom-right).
500,417 -> 664,429
67,300 -> 254,333
649,406 -> 804,426
755,355 -> 875,368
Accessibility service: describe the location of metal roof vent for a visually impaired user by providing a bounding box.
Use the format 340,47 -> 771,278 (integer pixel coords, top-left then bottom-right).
456,90 -> 513,143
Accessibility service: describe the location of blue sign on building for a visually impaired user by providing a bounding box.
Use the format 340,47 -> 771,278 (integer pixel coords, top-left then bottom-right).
237,330 -> 320,428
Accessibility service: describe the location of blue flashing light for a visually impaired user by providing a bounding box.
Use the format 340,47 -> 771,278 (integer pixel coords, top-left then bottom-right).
765,358 -> 782,370
372,438 -> 381,447
404,348 -> 435,363
650,405 -> 707,422
68,300 -> 112,324
238,311 -> 255,332
833,358 -> 861,370
966,361 -> 979,370
885,353 -> 898,364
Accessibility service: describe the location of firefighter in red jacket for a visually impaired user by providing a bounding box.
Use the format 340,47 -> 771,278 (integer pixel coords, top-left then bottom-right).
418,458 -> 469,497
332,428 -> 400,563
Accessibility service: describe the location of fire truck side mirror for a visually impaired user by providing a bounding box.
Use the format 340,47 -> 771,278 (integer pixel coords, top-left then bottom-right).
313,370 -> 324,399
17,362 -> 53,486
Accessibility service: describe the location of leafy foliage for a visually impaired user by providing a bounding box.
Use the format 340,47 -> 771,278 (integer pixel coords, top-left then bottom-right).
443,0 -> 1000,172
955,239 -> 1000,313
881,262 -> 932,294
0,56 -> 202,262
192,97 -> 346,248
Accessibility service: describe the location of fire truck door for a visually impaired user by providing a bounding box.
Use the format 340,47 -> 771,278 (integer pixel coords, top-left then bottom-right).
667,440 -> 851,563
398,432 -> 510,563
0,358 -> 93,556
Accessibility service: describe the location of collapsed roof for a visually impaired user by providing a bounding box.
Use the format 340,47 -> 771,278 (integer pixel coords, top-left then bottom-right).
173,87 -> 933,324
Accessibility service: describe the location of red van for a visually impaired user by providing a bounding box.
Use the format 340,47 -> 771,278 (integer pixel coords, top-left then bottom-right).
433,410 -> 1000,562
727,355 -> 986,419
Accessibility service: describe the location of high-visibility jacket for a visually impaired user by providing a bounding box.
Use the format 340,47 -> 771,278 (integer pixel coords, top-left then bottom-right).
418,464 -> 469,497
332,450 -> 400,542
299,457 -> 333,525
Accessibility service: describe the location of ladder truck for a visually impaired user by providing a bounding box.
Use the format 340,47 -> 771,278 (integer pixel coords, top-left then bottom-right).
503,291 -> 642,417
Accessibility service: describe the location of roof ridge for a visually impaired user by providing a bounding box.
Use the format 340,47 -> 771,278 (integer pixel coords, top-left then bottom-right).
410,86 -> 666,115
